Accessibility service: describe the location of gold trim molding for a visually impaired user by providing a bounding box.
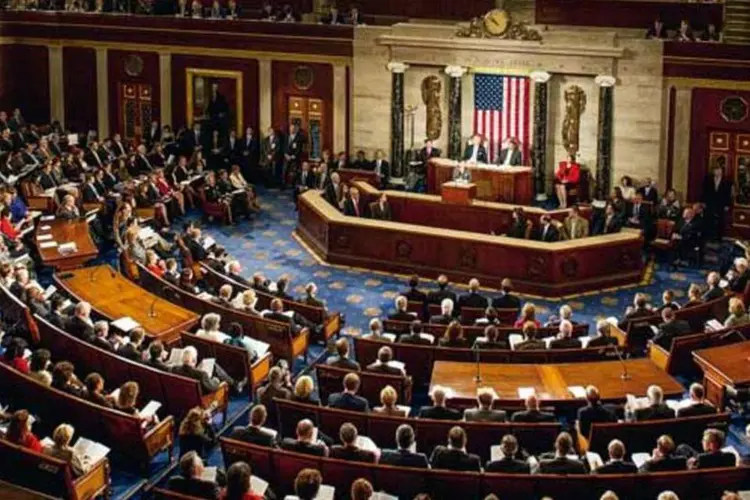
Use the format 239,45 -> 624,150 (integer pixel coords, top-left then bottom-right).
186,68 -> 243,133
665,77 -> 750,92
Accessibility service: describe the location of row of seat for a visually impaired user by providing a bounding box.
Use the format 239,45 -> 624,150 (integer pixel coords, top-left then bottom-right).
217,437 -> 750,500
406,300 -> 520,325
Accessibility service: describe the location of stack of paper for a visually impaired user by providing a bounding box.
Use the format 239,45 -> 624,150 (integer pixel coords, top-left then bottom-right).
372,492 -> 398,500
111,317 -> 140,333
201,236 -> 216,250
58,242 -> 78,254
250,475 -> 269,495
40,215 -> 56,222
244,337 -> 271,358
585,451 -> 604,470
665,399 -> 693,412
388,360 -> 406,372
43,285 -> 57,300
625,394 -> 650,411
37,234 -> 53,242
631,452 -> 650,468
508,334 -> 523,349
73,437 -> 111,463
355,435 -> 380,454
167,348 -> 186,367
490,445 -> 504,462
316,485 -> 335,500
517,387 -> 536,399
39,241 -> 58,249
381,333 -> 396,342
568,386 -> 587,398
420,333 -> 435,344
40,436 -> 55,449
197,358 -> 216,377
201,466 -> 218,482
705,319 -> 723,332
140,401 -> 162,419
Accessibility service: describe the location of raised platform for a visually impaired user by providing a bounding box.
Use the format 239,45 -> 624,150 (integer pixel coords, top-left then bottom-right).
295,187 -> 644,297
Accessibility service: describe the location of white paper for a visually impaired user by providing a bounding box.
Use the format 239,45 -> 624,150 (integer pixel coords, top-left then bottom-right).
606,316 -> 619,327
197,291 -> 215,301
381,333 -> 396,342
371,492 -> 398,500
665,399 -> 693,411
719,279 -> 729,289
37,234 -> 53,241
586,451 -> 604,470
509,333 -> 523,349
197,358 -> 216,377
705,319 -> 723,332
40,215 -> 56,222
420,333 -> 435,343
73,437 -> 110,463
167,348 -> 185,367
111,317 -> 140,332
29,211 -> 42,220
631,452 -> 650,468
58,242 -> 77,253
474,336 -> 488,344
200,466 -> 218,482
490,445 -> 503,462
251,475 -> 269,495
202,236 -> 216,250
243,337 -> 271,357
139,400 -> 162,419
517,387 -> 536,399
626,394 -> 649,410
43,284 -> 57,300
568,386 -> 586,398
315,485 -> 335,500
580,336 -> 591,349
39,241 -> 58,249
23,348 -> 32,360
388,360 -> 405,372
41,436 -> 55,448
722,446 -> 741,466
355,435 -> 380,454
397,405 -> 411,417
109,388 -> 121,401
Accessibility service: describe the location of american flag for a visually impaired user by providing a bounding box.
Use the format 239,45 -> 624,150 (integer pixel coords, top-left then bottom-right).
473,74 -> 530,163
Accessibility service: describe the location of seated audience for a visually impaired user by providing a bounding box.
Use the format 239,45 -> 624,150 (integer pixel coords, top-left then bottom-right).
514,302 -> 540,328
280,419 -> 328,457
429,298 -> 455,325
326,338 -> 360,371
677,383 -> 716,417
365,346 -> 405,376
458,278 -> 488,310
179,406 -> 217,458
621,293 -> 653,324
686,428 -> 737,469
576,385 -> 616,438
118,327 -> 145,361
84,372 -> 114,408
588,319 -> 618,348
724,297 -> 750,328
401,275 -> 427,303
418,386 -> 460,420
28,348 -> 52,386
302,282 -> 326,309
539,432 -> 586,474
535,214 -> 560,242
222,322 -> 258,361
229,404 -> 278,447
563,204 -> 589,239
6,409 -> 42,452
233,290 -> 260,316
350,478 -> 374,500
595,439 -> 637,474
514,322 -> 545,351
463,387 -> 506,422
639,435 -> 687,472
223,461 -> 264,500
659,289 -> 681,312
683,283 -> 703,308
512,393 -> 555,422
545,304 -> 576,328
703,272 -> 724,301
389,295 -> 417,321
374,385 -> 407,416
485,434 -> 530,473
330,423 -> 376,463
474,306 -> 501,326
652,307 -> 691,350
362,318 -> 390,341
51,361 -> 87,398
167,451 -> 221,499
427,274 -> 457,305
291,468 -> 322,500
398,320 -> 432,345
43,423 -> 90,477
328,373 -> 369,412
257,366 -> 293,408
492,278 -> 521,310
115,381 -> 156,424
429,426 -> 481,471
379,424 -> 429,468
172,346 -> 223,395
474,325 -> 509,350
634,385 -> 675,421
293,375 -> 320,405
197,313 -> 229,343
438,320 -> 469,348
549,320 -> 580,349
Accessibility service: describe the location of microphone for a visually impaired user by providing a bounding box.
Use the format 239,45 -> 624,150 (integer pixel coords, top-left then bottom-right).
472,342 -> 482,384
609,342 -> 631,381
148,297 -> 158,318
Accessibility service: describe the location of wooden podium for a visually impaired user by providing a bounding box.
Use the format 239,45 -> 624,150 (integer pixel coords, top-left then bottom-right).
692,340 -> 750,410
441,182 -> 476,205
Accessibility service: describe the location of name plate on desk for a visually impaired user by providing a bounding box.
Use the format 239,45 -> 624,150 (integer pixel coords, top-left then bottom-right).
441,182 -> 477,205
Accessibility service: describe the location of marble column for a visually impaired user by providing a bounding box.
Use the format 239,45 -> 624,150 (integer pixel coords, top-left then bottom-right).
95,47 -> 109,140
159,53 -> 172,129
387,62 -> 408,178
530,71 -> 551,201
258,58 -> 272,134
332,63 -> 347,155
595,75 -> 616,199
48,46 -> 64,127
445,65 -> 467,161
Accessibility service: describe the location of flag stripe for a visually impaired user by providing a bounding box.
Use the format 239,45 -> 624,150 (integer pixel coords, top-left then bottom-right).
473,74 -> 530,164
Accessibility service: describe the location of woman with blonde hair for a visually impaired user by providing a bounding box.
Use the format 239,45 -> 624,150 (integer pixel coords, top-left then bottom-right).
439,320 -> 469,348
724,297 -> 750,328
293,375 -> 320,405
233,289 -> 260,316
43,423 -> 90,476
374,385 -> 406,417
116,381 -> 157,425
514,303 -> 540,328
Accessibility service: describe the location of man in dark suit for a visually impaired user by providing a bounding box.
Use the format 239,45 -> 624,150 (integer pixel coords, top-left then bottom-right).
427,274 -> 457,305
598,203 -> 622,235
703,272 -> 725,301
342,187 -> 367,218
429,426 -> 481,471
634,385 -> 676,421
539,432 -> 586,474
637,178 -> 659,204
512,393 -> 556,423
595,439 -> 638,474
514,324 -> 546,351
671,207 -> 701,266
371,150 -> 390,189
485,434 -> 530,473
473,325 -> 510,350
619,293 -> 653,327
549,320 -> 581,349
402,275 -> 427,303
419,139 -> 441,162
492,278 -> 521,311
294,161 -> 315,202
228,404 -> 278,447
576,386 -> 616,438
389,295 -> 418,322
261,127 -> 282,187
429,298 -> 455,325
280,419 -> 328,457
91,321 -> 115,352
677,383 -> 717,418
261,298 -> 311,335
146,341 -> 171,371
171,346 -> 222,394
365,346 -> 405,376
399,320 -> 433,345
702,165 -> 733,241
328,373 -> 369,412
462,134 -> 487,164
496,138 -> 523,166
329,423 -> 376,463
325,338 -> 361,371
282,123 -> 304,190
181,123 -> 205,155
256,366 -> 293,410
166,451 -> 221,499
458,278 -> 489,311
379,424 -> 429,468
224,260 -> 252,288
370,193 -> 392,221
625,193 -> 654,240
67,302 -> 95,343
728,258 -> 750,294
463,388 -> 506,422
690,428 -> 737,469
639,435 -> 687,472
535,215 -> 560,242
418,386 -> 461,420
652,307 -> 691,350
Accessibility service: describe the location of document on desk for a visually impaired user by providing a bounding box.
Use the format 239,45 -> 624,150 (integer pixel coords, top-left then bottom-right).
111,317 -> 140,333
568,386 -> 587,399
517,387 -> 536,399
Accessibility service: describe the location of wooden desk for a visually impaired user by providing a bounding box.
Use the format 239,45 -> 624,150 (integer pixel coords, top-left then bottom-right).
693,341 -> 750,410
54,265 -> 199,344
35,218 -> 98,270
336,168 -> 379,187
441,182 -> 476,205
427,159 -> 533,205
429,359 -> 684,409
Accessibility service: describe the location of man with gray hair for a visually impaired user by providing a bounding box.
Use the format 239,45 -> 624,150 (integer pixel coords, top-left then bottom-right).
595,439 -> 637,474
429,298 -> 454,325
92,320 -> 114,352
635,384 -> 676,421
388,295 -> 417,322
172,345 -> 240,394
458,278 -> 488,310
68,301 -> 95,342
225,260 -> 252,287
703,271 -> 724,301
549,320 -> 580,349
463,388 -> 507,422
418,386 -> 461,420
588,319 -> 618,348
166,451 -> 220,498
511,392 -> 555,422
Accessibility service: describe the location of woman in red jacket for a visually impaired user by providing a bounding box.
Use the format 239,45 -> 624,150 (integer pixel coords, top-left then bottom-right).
554,153 -> 581,209
0,207 -> 20,241
7,409 -> 43,453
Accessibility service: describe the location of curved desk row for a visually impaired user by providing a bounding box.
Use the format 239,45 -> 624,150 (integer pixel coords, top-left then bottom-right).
296,189 -> 643,297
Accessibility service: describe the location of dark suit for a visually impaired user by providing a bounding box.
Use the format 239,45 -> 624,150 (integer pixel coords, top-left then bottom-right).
328,391 -> 369,412
399,333 -> 433,345
429,314 -> 453,325
463,408 -> 506,422
496,148 -> 522,166
280,438 -> 327,457
703,286 -> 725,301
676,402 -> 716,417
463,144 -> 488,164
458,292 -> 488,310
427,288 -> 457,306
535,224 -> 560,242
485,457 -> 530,474
67,316 -> 95,343
635,403 -> 675,421
577,402 -> 616,438
595,460 -> 638,474
365,362 -> 403,376
695,451 -> 736,469
171,364 -> 220,394
549,338 -> 581,349
343,197 -> 367,217
492,293 -> 521,311
389,310 -> 418,322
430,446 -> 481,472
325,355 -> 361,371
329,445 -> 376,463
639,455 -> 687,472
228,426 -> 277,447
511,409 -> 556,423
539,456 -> 587,474
702,176 -> 733,239
379,449 -> 429,468
418,406 -> 461,421
370,202 -> 392,221
514,340 -> 546,351
419,146 -> 441,162
652,319 -> 692,350
166,476 -> 220,500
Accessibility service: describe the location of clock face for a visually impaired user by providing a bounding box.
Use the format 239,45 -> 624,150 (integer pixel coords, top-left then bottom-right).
483,9 -> 510,36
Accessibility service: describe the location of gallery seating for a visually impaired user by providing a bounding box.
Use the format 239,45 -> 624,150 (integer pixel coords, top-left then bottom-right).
315,364 -> 413,410
0,437 -> 110,500
219,438 -> 750,500
138,264 -> 309,364
274,398 -> 561,462
0,361 -> 175,469
382,319 -> 589,344
35,314 -> 230,423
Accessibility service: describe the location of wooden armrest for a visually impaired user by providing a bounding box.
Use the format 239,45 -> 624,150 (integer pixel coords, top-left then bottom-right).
647,341 -> 670,372
73,457 -> 110,500
143,416 -> 175,458
250,352 -> 273,392
323,313 -> 342,340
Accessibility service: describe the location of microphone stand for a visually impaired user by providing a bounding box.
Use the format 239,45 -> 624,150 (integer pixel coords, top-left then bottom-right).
473,343 -> 482,384
88,266 -> 97,282
148,297 -> 157,318
611,342 -> 631,381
